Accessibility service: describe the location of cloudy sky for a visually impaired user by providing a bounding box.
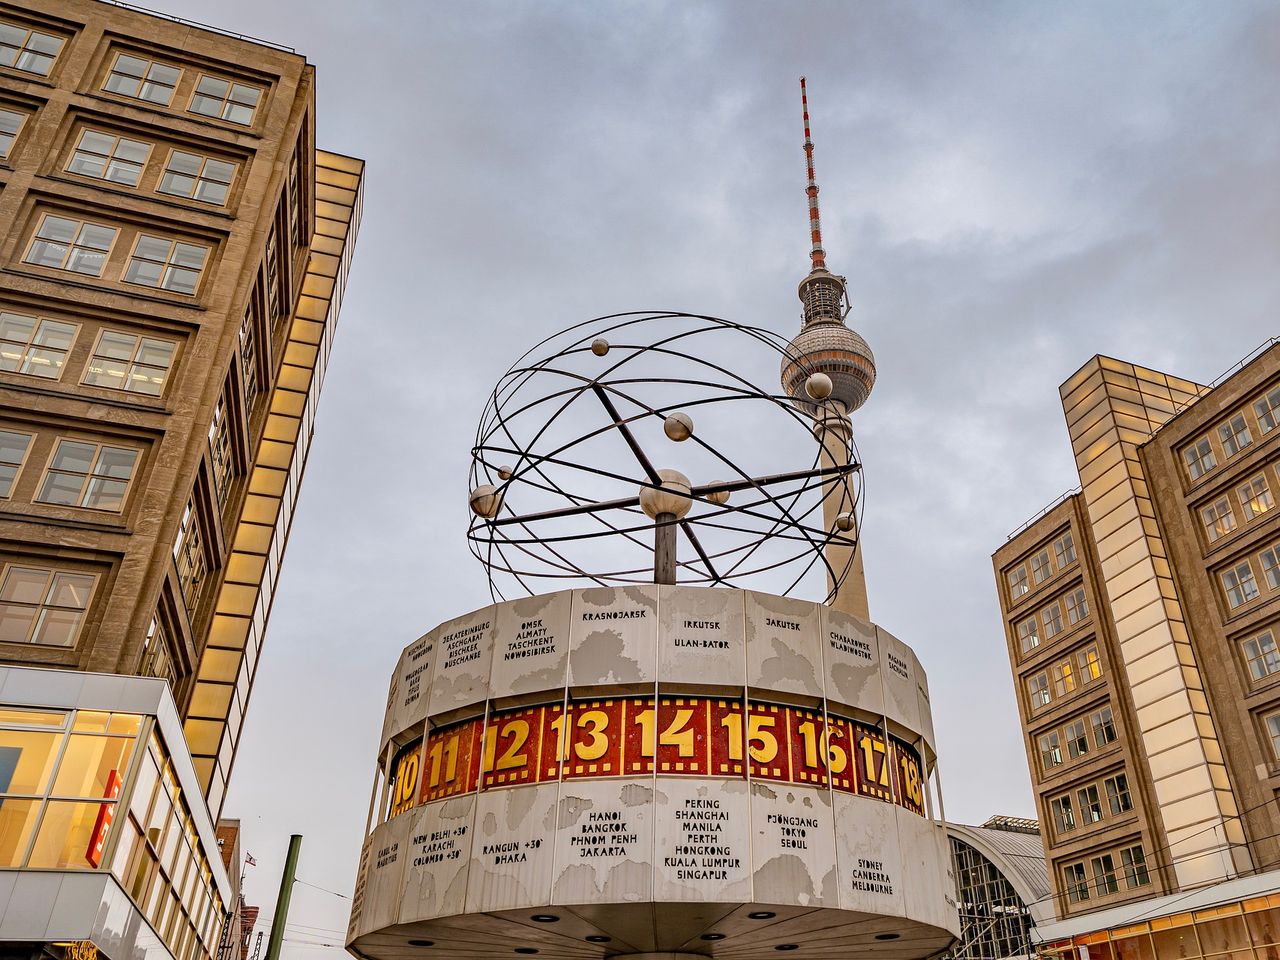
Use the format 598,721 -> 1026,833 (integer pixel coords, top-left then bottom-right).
155,0 -> 1279,948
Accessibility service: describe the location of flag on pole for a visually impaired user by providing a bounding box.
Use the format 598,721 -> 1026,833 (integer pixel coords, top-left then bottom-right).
245,852 -> 257,866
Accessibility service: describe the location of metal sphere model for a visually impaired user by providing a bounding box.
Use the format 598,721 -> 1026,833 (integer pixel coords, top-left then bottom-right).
346,78 -> 957,960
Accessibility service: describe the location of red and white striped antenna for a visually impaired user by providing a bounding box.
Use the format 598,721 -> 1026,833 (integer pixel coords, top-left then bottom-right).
800,76 -> 826,272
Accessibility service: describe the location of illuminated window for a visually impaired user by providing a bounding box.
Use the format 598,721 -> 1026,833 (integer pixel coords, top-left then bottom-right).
0,311 -> 77,380
158,150 -> 236,206
1039,731 -> 1061,770
1065,719 -> 1088,759
1223,561 -> 1259,609
1007,566 -> 1029,599
83,330 -> 176,397
1267,713 -> 1280,761
173,498 -> 206,612
1255,388 -> 1280,434
0,21 -> 62,76
1054,532 -> 1076,569
1121,846 -> 1150,888
36,439 -> 139,512
1052,660 -> 1076,698
1105,774 -> 1132,816
1243,630 -> 1280,682
1017,617 -> 1039,653
23,215 -> 117,276
1240,475 -> 1274,522
1078,785 -> 1103,824
1050,795 -> 1075,833
188,75 -> 262,125
1220,414 -> 1253,458
103,53 -> 180,105
1202,498 -> 1236,543
1066,588 -> 1089,626
1077,644 -> 1102,683
1031,550 -> 1051,585
239,303 -> 258,414
0,106 -> 26,158
1064,863 -> 1089,903
1027,673 -> 1050,710
1184,438 -> 1216,481
1041,602 -> 1063,639
1263,548 -> 1280,591
0,564 -> 95,646
66,130 -> 151,187
207,396 -> 233,507
1090,853 -> 1118,895
1091,706 -> 1117,747
123,235 -> 208,295
0,430 -> 32,497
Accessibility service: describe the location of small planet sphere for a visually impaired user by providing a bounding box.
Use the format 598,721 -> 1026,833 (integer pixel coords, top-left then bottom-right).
663,412 -> 693,442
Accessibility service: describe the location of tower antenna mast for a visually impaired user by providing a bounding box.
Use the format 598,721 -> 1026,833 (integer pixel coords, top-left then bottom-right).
800,76 -> 826,273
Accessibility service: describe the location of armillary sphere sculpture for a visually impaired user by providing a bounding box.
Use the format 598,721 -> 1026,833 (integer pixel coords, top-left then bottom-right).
467,311 -> 864,602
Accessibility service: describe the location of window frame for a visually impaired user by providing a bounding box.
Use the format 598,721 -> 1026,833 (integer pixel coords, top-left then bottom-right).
1064,862 -> 1089,903
1183,437 -> 1217,481
1077,644 -> 1102,684
0,428 -> 34,498
1031,549 -> 1051,585
1007,565 -> 1029,600
0,562 -> 98,648
1265,711 -> 1280,762
1050,794 -> 1075,834
34,437 -> 141,513
1066,587 -> 1089,626
185,73 -> 264,126
0,311 -> 79,382
64,128 -> 154,189
1243,630 -> 1280,683
0,104 -> 30,160
102,52 -> 182,107
1239,474 -> 1274,523
1017,616 -> 1039,654
1222,560 -> 1260,610
80,328 -> 179,399
1255,388 -> 1280,435
0,20 -> 64,77
1027,672 -> 1051,710
1105,773 -> 1132,817
1219,413 -> 1253,458
121,233 -> 210,296
1120,845 -> 1150,888
1065,718 -> 1089,759
1202,497 -> 1237,543
156,147 -> 237,207
1039,730 -> 1062,771
1041,601 -> 1064,640
1091,706 -> 1117,748
21,214 -> 120,278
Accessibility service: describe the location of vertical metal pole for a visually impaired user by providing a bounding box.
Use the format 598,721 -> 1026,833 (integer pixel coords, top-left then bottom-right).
654,514 -> 677,584
263,834 -> 302,960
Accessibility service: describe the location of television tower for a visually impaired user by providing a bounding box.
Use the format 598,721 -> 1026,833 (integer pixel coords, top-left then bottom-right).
781,76 -> 877,621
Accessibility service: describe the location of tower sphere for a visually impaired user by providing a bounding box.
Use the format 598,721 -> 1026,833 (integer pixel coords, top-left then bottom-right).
781,319 -> 877,414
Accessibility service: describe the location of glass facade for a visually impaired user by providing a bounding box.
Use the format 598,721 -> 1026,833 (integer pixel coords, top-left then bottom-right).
944,835 -> 1036,959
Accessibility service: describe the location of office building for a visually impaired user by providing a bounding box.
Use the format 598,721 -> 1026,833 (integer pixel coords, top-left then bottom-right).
0,2 -> 362,959
994,345 -> 1280,956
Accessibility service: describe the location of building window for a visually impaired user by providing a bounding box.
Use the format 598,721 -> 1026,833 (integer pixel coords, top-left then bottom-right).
1017,617 -> 1039,653
103,53 -> 180,105
208,397 -> 233,507
1054,532 -> 1077,569
1065,863 -> 1089,903
0,106 -> 27,158
188,75 -> 262,125
1239,475 -> 1275,522
1266,712 -> 1280,761
0,21 -> 62,77
173,498 -> 206,613
1091,853 -> 1119,895
1220,414 -> 1253,458
0,430 -> 32,497
1121,846 -> 1150,888
0,312 -> 77,380
1202,498 -> 1237,543
1105,774 -> 1132,816
158,150 -> 236,206
123,235 -> 209,295
1065,719 -> 1089,759
1078,785 -> 1103,824
1077,644 -> 1102,683
1092,706 -> 1117,747
287,153 -> 302,248
1255,388 -> 1280,435
1031,550 -> 1051,585
265,223 -> 282,324
1223,561 -> 1260,609
1066,588 -> 1089,625
1051,795 -> 1075,834
239,304 -> 259,415
1244,630 -> 1280,682
66,130 -> 151,187
1042,603 -> 1063,639
1184,438 -> 1216,481
0,564 -> 95,646
36,440 -> 139,512
1262,548 -> 1280,592
1007,566 -> 1029,600
1053,660 -> 1076,699
83,331 -> 177,397
1027,673 -> 1050,710
1039,731 -> 1062,770
139,615 -> 174,683
23,216 -> 117,277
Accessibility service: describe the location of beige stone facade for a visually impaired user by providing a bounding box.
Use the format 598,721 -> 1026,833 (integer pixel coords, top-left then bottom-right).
995,346 -> 1280,923
0,0 -> 362,817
